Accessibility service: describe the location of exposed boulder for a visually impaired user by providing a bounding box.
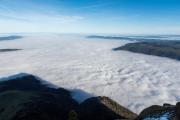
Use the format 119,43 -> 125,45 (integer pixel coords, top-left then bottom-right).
136,103 -> 176,120
78,96 -> 137,120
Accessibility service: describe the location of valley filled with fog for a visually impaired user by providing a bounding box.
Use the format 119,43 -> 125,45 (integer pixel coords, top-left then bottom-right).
0,34 -> 180,113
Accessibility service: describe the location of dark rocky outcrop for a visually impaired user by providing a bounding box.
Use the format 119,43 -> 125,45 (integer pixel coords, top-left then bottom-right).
175,102 -> 180,120
136,103 -> 180,120
0,73 -> 179,120
78,96 -> 137,120
0,73 -> 137,120
0,74 -> 78,120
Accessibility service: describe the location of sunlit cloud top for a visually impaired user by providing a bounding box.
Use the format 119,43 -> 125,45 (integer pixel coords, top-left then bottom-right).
0,0 -> 180,34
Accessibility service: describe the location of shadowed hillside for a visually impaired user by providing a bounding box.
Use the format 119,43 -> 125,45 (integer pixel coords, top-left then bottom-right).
0,73 -> 137,120
0,73 -> 180,120
113,41 -> 180,61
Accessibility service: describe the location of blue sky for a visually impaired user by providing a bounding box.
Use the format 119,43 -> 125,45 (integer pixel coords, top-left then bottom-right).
0,0 -> 180,34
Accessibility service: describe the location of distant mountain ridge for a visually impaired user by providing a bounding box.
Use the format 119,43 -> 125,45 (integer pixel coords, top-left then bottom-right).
113,41 -> 180,61
87,35 -> 180,42
87,35 -> 180,61
0,35 -> 23,41
0,35 -> 23,53
0,49 -> 22,52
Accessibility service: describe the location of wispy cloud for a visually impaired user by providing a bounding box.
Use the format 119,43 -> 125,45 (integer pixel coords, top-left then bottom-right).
0,14 -> 30,22
0,4 -> 12,13
28,14 -> 84,24
0,1 -> 84,24
75,2 -> 111,10
0,13 -> 84,24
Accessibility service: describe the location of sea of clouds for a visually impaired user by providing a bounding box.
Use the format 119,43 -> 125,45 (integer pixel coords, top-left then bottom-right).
0,34 -> 180,113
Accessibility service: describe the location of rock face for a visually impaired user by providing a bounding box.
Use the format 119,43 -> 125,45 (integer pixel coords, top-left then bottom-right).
0,73 -> 137,120
0,73 -> 180,120
136,103 -> 180,120
78,96 -> 137,120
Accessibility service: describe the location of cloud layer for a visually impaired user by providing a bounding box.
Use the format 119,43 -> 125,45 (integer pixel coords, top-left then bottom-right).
0,34 -> 180,113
